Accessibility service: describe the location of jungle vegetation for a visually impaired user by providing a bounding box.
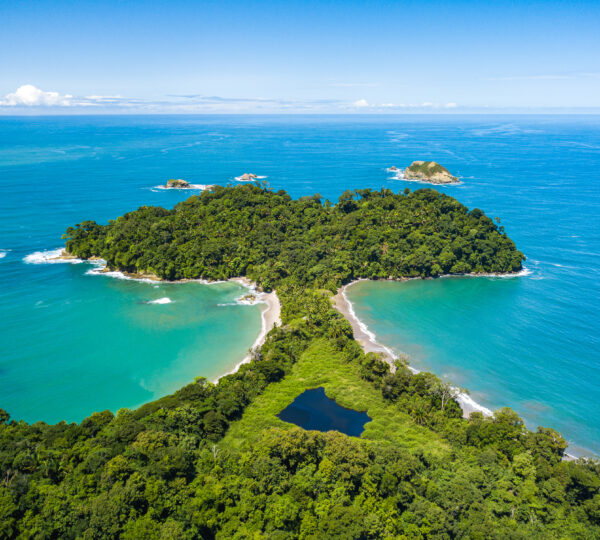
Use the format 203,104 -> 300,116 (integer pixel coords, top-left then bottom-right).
1,184 -> 598,539
62,183 -> 524,287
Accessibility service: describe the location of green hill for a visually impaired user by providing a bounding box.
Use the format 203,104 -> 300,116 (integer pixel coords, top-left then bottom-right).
63,182 -> 523,284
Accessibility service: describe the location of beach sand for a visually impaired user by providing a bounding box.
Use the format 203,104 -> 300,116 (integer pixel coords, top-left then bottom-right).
333,280 -> 489,419
218,278 -> 281,380
47,254 -> 282,381
50,248 -> 487,419
333,281 -> 397,367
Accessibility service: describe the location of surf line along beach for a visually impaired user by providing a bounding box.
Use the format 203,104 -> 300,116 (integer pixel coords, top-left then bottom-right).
79,258 -> 283,382
26,248 -> 282,384
31,248 -> 499,419
333,279 -> 493,419
217,277 -> 281,381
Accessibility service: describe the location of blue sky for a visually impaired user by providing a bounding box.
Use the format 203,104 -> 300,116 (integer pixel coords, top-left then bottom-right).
1,0 -> 599,113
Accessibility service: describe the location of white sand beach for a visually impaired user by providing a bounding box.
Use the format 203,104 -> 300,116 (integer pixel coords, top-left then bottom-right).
218,278 -> 282,380
333,280 -> 397,367
333,280 -> 492,419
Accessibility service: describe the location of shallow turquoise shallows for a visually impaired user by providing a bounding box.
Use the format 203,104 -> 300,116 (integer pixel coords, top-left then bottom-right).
347,277 -> 599,457
0,115 -> 598,456
1,261 -> 262,424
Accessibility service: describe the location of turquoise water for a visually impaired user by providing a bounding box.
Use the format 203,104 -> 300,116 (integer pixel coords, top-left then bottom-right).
0,115 -> 598,454
1,260 -> 262,424
347,278 -> 599,456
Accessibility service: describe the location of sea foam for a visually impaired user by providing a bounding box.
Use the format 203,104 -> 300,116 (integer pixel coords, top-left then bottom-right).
234,175 -> 267,182
218,291 -> 267,307
23,248 -> 84,264
147,297 -> 173,304
150,184 -> 213,192
85,266 -> 157,283
85,264 -> 231,286
341,282 -> 399,361
440,266 -> 534,279
342,280 -> 494,418
388,169 -> 462,186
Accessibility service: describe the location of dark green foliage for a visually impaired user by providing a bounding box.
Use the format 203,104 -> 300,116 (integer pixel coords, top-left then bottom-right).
0,286 -> 598,538
63,184 -> 524,287
1,184 -> 596,538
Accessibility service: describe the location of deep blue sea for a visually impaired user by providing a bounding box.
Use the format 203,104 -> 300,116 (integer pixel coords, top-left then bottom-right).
0,115 -> 598,455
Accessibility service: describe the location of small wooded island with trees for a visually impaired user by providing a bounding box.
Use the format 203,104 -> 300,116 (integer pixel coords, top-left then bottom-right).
1,183 -> 599,538
403,161 -> 459,184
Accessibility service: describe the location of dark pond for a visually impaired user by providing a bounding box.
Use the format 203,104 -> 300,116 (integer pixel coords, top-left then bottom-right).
277,387 -> 371,437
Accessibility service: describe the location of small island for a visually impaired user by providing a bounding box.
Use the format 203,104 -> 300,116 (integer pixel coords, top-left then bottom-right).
403,161 -> 459,184
165,178 -> 191,188
236,173 -> 258,181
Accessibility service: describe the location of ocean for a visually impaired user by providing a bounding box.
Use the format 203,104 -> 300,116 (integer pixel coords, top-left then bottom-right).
0,115 -> 598,455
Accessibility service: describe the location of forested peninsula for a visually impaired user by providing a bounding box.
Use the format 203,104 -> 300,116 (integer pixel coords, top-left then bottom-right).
63,183 -> 524,284
1,184 -> 599,538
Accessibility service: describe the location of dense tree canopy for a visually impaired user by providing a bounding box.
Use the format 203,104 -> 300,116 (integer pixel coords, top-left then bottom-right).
1,184 -> 597,538
63,183 -> 524,288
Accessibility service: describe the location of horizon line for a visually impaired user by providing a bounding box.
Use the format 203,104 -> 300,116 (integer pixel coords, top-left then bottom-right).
2,111 -> 600,117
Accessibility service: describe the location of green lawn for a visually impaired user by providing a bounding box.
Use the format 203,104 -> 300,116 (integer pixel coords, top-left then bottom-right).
222,338 -> 449,457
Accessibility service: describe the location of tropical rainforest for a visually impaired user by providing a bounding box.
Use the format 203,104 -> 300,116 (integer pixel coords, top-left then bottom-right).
1,184 -> 599,539
62,183 -> 524,286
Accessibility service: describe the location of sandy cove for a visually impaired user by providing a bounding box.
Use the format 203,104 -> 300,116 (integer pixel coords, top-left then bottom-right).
54,249 -> 485,417
229,277 -> 281,341
218,277 -> 281,381
53,251 -> 282,379
333,280 -> 397,367
333,280 -> 491,419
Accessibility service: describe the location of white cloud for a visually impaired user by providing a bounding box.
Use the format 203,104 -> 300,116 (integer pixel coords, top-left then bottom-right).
0,85 -> 462,113
352,98 -> 370,108
347,99 -> 459,111
84,94 -> 123,100
0,84 -> 73,106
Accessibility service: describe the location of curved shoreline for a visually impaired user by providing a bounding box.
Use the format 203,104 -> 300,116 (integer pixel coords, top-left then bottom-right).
33,247 -> 518,414
76,259 -> 284,380
335,278 -> 583,459
23,248 -> 582,458
334,279 -> 493,419
217,278 -> 282,381
24,248 -> 282,384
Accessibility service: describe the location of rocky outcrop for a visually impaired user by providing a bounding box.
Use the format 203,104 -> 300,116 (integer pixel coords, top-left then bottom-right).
403,161 -> 458,184
236,173 -> 258,182
166,179 -> 191,188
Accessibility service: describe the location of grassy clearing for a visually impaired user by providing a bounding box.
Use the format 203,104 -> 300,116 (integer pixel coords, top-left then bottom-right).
222,338 -> 449,457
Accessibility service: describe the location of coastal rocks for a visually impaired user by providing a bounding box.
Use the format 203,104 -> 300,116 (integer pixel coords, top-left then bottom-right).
165,178 -> 191,188
235,173 -> 258,182
403,161 -> 459,184
156,180 -> 214,191
53,250 -> 81,261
